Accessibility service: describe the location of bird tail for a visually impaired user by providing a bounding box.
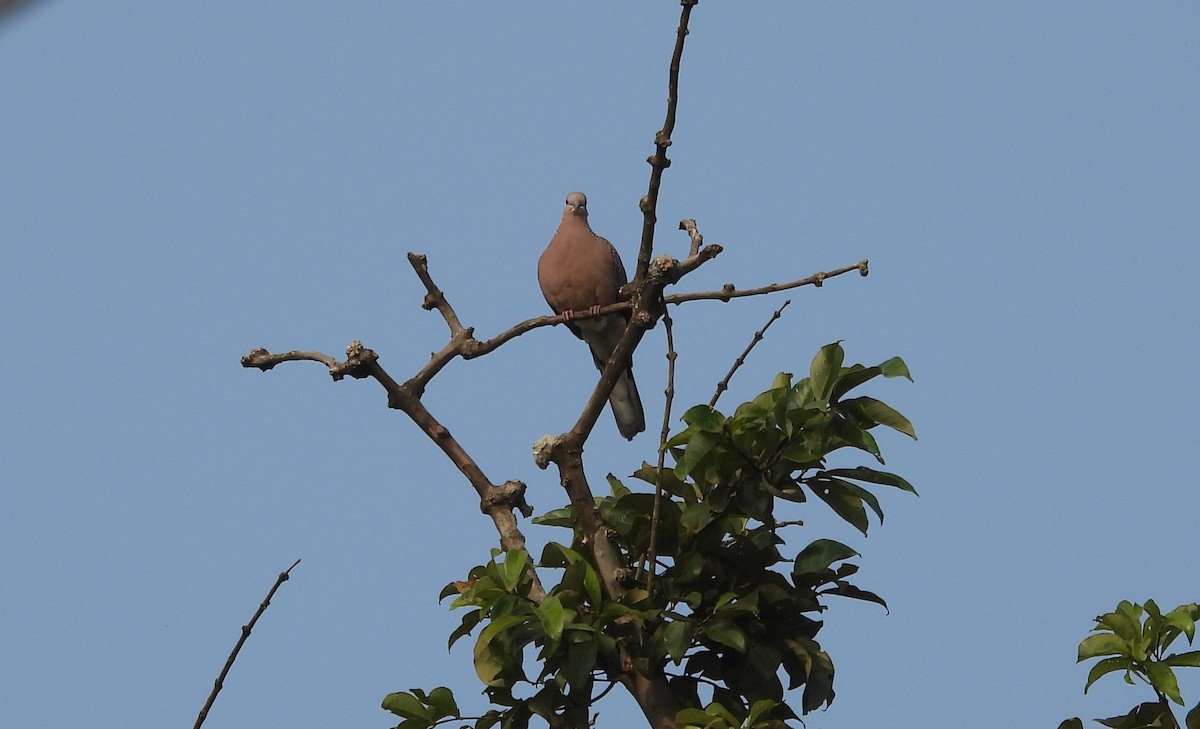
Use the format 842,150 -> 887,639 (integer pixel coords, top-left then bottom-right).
609,368 -> 646,440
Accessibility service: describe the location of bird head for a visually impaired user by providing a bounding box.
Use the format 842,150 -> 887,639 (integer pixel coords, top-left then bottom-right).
564,191 -> 588,217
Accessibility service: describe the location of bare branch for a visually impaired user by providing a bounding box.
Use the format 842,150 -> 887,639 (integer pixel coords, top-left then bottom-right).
634,0 -> 700,283
194,559 -> 301,729
666,259 -> 869,305
642,307 -> 677,591
678,219 -> 704,257
242,342 -> 542,598
709,299 -> 791,409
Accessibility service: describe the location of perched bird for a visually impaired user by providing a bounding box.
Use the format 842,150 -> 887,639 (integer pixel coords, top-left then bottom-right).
538,192 -> 646,440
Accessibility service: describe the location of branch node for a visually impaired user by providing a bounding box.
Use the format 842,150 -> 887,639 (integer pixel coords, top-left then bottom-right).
858,258 -> 870,276
532,435 -> 561,470
483,480 -> 534,519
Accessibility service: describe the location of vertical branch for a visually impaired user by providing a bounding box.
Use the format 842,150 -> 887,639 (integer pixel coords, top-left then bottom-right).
635,0 -> 700,282
641,307 -> 678,590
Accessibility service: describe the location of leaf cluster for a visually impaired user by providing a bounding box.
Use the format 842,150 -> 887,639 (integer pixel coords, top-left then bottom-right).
1061,600 -> 1200,729
385,344 -> 917,729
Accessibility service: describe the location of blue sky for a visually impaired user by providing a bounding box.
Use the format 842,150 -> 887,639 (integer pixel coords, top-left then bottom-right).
2,2 -> 1197,728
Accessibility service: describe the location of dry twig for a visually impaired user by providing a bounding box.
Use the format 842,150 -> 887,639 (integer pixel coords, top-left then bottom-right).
194,559 -> 301,729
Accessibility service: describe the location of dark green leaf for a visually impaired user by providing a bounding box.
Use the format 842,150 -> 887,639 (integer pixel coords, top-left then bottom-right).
664,619 -> 697,663
824,466 -> 917,494
809,479 -> 870,535
703,619 -> 748,653
561,637 -> 597,690
449,609 -> 483,650
1056,720 -> 1084,729
474,710 -> 502,729
823,582 -> 888,611
1097,701 -> 1173,729
794,539 -> 859,575
1186,701 -> 1200,729
827,477 -> 885,525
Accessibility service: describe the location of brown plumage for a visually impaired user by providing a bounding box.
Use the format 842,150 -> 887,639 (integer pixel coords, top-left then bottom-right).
538,192 -> 645,440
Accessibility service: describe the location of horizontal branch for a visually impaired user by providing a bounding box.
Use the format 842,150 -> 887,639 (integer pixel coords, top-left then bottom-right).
665,258 -> 869,305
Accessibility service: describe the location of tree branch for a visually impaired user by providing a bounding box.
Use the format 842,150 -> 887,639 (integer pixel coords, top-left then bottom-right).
241,343 -> 542,599
709,299 -> 791,408
194,559 -> 301,729
634,0 -> 700,283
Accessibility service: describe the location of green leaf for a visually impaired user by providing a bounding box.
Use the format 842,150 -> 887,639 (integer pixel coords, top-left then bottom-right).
880,356 -> 913,380
829,363 -> 881,402
746,699 -> 779,725
1083,655 -> 1132,693
448,608 -> 483,650
824,466 -> 918,494
425,687 -> 460,720
1186,701 -> 1200,729
823,582 -> 888,611
1146,661 -> 1184,705
844,396 -> 917,439
1165,649 -> 1200,668
500,550 -> 529,593
607,473 -> 631,498
681,404 -> 726,431
531,507 -> 574,528
674,430 -> 722,479
381,691 -> 434,722
827,477 -> 885,525
794,539 -> 859,575
675,708 -> 720,728
535,594 -> 566,642
663,619 -> 697,663
474,711 -> 502,729
703,618 -> 748,653
1098,606 -> 1143,643
810,479 -> 870,535
1056,720 -> 1084,729
809,342 -> 844,402
1079,632 -> 1130,661
561,636 -> 597,690
473,614 -> 528,687
1097,701 -> 1174,728
1165,603 -> 1199,644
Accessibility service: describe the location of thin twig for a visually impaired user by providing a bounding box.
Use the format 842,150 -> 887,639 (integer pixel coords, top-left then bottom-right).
640,306 -> 677,589
667,259 -> 869,305
194,559 -> 301,729
709,299 -> 791,408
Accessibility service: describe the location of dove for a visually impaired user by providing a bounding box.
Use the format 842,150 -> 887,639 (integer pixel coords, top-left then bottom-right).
538,192 -> 646,440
